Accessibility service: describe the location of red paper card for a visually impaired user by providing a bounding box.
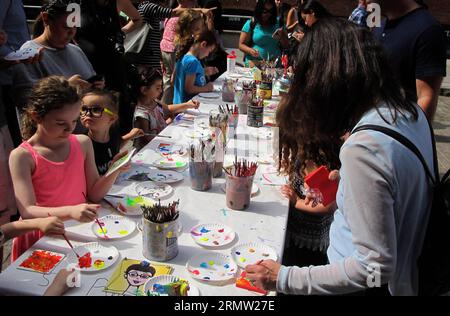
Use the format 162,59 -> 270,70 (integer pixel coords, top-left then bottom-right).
235,271 -> 267,295
304,166 -> 338,206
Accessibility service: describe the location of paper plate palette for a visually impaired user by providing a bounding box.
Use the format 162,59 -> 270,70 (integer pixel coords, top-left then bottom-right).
4,47 -> 38,61
186,253 -> 237,282
144,275 -> 200,296
135,181 -> 173,199
92,215 -> 136,239
67,242 -> 119,273
198,92 -> 220,99
231,242 -> 278,269
116,166 -> 153,183
153,156 -> 187,169
190,223 -> 236,248
145,169 -> 184,184
18,250 -> 65,274
250,127 -> 273,140
105,194 -> 154,216
221,183 -> 259,197
185,129 -> 212,139
157,143 -> 186,156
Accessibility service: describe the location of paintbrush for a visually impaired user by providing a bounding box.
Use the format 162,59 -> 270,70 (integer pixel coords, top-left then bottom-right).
82,192 -> 108,238
48,212 -> 80,259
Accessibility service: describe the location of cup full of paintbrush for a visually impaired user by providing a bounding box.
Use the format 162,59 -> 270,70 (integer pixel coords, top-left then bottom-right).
224,159 -> 258,210
188,139 -> 215,191
141,199 -> 180,261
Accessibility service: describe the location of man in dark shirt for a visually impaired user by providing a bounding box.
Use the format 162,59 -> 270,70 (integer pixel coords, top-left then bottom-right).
370,0 -> 447,121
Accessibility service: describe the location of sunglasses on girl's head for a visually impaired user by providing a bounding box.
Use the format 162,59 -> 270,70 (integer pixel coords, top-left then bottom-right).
80,105 -> 115,118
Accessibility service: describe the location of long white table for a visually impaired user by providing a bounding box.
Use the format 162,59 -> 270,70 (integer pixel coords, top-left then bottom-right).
0,70 -> 289,296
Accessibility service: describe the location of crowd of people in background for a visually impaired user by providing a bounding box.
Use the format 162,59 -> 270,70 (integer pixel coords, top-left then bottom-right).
0,0 -> 447,296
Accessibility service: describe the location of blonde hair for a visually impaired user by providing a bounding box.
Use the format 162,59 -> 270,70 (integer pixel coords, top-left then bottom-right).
22,76 -> 80,140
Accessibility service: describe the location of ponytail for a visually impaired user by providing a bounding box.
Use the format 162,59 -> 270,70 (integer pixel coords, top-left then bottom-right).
176,29 -> 217,61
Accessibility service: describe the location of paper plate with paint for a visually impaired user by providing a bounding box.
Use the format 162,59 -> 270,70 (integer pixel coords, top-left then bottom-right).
92,215 -> 136,240
157,143 -> 187,156
153,156 -> 187,169
249,127 -> 273,140
4,47 -> 38,61
67,242 -> 119,273
18,250 -> 65,274
221,183 -> 259,197
144,275 -> 200,296
186,252 -> 237,282
198,92 -> 220,99
231,242 -> 278,269
255,153 -> 273,165
185,129 -> 212,139
135,181 -> 173,199
105,195 -> 154,216
190,223 -> 236,248
145,169 -> 184,184
116,166 -> 153,183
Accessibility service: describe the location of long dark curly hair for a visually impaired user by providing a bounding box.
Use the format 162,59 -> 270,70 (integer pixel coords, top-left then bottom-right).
276,17 -> 417,176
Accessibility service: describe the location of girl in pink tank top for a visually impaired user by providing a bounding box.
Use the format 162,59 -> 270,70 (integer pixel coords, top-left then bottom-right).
9,77 -> 130,262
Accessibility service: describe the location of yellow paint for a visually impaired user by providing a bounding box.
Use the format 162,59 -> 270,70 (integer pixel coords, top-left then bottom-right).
239,257 -> 246,263
208,261 -> 215,266
98,228 -> 108,235
166,231 -> 173,238
94,260 -> 105,269
200,237 -> 209,242
118,230 -> 129,235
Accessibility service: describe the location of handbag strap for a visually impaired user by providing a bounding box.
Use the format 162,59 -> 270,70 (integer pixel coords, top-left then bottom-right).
352,124 -> 437,185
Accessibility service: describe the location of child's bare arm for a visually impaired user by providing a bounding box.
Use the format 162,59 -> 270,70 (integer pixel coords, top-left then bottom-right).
184,74 -> 214,95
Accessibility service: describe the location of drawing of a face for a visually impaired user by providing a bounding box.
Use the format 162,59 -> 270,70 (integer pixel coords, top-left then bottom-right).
126,270 -> 153,286
123,263 -> 156,289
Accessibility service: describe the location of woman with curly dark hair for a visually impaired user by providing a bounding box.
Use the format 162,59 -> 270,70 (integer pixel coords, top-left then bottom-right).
245,18 -> 434,296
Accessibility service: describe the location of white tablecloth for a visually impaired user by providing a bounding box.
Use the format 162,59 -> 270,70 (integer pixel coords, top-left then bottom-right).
0,70 -> 289,296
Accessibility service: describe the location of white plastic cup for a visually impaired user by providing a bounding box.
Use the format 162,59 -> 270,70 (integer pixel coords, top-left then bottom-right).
227,52 -> 236,73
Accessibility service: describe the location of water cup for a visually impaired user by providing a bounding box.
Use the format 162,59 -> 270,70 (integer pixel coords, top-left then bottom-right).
142,217 -> 179,261
225,173 -> 255,210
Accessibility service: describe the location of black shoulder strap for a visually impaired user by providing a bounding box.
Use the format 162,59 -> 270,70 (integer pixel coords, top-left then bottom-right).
352,124 -> 437,185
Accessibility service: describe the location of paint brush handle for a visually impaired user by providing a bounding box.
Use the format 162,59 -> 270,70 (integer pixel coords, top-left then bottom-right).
62,234 -> 80,258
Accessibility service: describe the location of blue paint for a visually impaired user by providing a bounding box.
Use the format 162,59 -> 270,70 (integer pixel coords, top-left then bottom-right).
235,251 -> 241,255
200,262 -> 208,268
224,264 -> 230,269
200,227 -> 211,233
203,276 -> 210,280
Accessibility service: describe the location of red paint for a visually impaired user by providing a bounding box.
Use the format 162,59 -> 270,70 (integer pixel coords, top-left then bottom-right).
118,203 -> 127,213
78,252 -> 92,268
235,272 -> 267,295
190,269 -> 200,275
19,250 -> 63,273
218,229 -> 224,233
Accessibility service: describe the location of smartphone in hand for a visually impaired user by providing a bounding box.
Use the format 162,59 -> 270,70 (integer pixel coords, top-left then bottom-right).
304,166 -> 338,207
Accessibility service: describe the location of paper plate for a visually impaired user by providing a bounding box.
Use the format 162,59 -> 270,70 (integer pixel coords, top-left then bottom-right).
4,47 -> 38,61
135,181 -> 173,199
185,129 -> 212,139
116,166 -> 153,183
92,215 -> 136,239
255,153 -> 273,164
145,169 -> 184,184
221,183 -> 259,197
190,223 -> 236,248
17,250 -> 65,274
198,92 -> 220,99
157,143 -> 186,156
230,242 -> 278,269
153,156 -> 187,169
105,194 -> 154,216
67,242 -> 119,273
227,73 -> 243,79
144,275 -> 200,296
249,127 -> 273,140
186,252 -> 237,282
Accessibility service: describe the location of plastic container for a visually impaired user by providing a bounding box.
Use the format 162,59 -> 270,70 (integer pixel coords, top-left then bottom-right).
227,51 -> 236,73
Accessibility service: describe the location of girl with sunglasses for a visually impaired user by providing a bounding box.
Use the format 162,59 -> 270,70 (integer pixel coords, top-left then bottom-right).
239,0 -> 289,68
8,76 -> 130,261
133,68 -> 200,151
80,90 -> 144,175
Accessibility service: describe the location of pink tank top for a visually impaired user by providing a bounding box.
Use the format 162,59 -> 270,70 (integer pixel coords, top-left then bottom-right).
12,135 -> 87,262
160,17 -> 179,53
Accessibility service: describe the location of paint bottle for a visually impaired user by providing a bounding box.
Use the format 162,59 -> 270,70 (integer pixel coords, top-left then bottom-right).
227,51 -> 236,73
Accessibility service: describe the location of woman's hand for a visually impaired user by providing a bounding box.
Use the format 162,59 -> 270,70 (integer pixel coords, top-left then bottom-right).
249,48 -> 260,58
36,217 -> 65,235
205,66 -> 219,76
292,31 -> 305,42
304,170 -> 340,207
70,204 -> 100,222
187,100 -> 200,109
245,260 -> 281,291
280,184 -> 298,204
